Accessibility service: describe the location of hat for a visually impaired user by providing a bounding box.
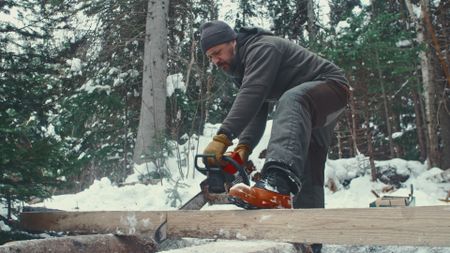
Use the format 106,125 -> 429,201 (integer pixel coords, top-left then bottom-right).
200,20 -> 237,52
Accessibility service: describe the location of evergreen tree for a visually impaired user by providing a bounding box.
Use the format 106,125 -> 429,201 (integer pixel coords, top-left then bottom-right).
329,0 -> 361,26
264,0 -> 307,43
0,0 -> 79,211
235,0 -> 258,28
57,0 -> 148,186
322,2 -> 420,160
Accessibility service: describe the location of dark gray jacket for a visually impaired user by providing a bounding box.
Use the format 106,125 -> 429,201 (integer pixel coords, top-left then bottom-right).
219,28 -> 348,149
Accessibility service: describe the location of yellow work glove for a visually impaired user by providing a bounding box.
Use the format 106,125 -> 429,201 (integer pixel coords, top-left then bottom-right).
234,143 -> 252,162
203,134 -> 233,165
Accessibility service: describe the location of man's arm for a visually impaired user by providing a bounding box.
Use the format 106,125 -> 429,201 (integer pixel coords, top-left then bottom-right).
218,43 -> 282,140
238,102 -> 269,149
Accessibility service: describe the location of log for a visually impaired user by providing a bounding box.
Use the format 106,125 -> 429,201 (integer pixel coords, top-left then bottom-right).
20,206 -> 450,247
0,234 -> 156,253
167,206 -> 450,246
159,240 -> 297,253
20,210 -> 167,241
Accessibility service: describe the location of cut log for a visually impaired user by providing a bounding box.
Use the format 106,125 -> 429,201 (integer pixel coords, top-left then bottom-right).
20,206 -> 450,247
0,234 -> 156,253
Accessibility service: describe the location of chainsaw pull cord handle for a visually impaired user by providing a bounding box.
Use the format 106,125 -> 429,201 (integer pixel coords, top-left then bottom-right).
221,155 -> 250,186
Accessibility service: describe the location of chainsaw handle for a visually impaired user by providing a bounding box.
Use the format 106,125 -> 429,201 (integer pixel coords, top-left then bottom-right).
194,154 -> 217,175
194,154 -> 250,186
194,154 -> 228,173
222,155 -> 250,185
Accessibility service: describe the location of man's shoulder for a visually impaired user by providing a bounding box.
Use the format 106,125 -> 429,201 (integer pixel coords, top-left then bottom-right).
251,34 -> 284,44
245,35 -> 299,54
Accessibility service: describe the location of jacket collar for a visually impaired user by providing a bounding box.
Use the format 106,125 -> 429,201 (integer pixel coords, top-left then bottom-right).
226,27 -> 274,85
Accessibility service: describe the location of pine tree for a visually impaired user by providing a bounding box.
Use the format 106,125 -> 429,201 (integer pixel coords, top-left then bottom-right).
0,0 -> 78,212
56,0 -> 149,186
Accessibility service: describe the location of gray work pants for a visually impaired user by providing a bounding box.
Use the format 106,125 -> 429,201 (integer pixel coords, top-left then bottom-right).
263,79 -> 349,208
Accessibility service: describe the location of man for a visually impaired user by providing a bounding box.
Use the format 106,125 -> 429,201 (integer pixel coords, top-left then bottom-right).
201,20 -> 349,211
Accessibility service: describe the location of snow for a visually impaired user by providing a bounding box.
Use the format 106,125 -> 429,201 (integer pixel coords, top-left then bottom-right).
352,6 -> 363,15
317,0 -> 331,26
396,40 -> 413,48
166,73 -> 186,97
78,80 -> 112,95
27,120 -> 450,252
67,58 -> 82,72
0,221 -> 11,232
43,123 -> 61,142
336,20 -> 350,33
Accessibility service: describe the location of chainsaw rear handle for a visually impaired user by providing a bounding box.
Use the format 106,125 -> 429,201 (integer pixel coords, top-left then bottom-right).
194,154 -> 250,186
194,154 -> 219,174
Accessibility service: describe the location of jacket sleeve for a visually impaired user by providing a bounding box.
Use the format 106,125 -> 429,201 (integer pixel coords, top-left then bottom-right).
238,102 -> 268,149
219,43 -> 282,140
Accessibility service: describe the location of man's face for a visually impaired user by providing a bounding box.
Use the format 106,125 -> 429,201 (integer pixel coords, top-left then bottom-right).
206,40 -> 236,72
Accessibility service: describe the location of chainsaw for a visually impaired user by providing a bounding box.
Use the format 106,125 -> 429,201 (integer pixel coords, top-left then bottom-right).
179,152 -> 258,210
153,153 -> 257,242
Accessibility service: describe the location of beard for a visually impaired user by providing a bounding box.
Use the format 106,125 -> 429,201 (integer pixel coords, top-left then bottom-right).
222,48 -> 238,75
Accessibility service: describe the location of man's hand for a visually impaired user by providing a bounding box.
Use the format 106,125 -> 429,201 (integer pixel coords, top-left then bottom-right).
203,134 -> 232,165
234,143 -> 252,162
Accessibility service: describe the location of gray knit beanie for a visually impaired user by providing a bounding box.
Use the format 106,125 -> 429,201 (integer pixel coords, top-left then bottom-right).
200,20 -> 237,53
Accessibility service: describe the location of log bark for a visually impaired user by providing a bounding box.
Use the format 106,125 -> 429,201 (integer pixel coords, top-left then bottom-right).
0,234 -> 156,253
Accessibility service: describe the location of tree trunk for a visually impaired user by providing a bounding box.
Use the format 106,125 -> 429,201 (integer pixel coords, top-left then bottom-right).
134,0 -> 169,165
306,0 -> 317,42
349,91 -> 359,155
374,50 -> 395,158
421,2 -> 450,87
363,93 -> 377,181
405,0 -> 440,168
203,74 -> 213,126
419,0 -> 440,168
123,91 -> 130,179
336,122 -> 343,159
412,91 -> 427,161
185,27 -> 196,90
440,99 -> 450,170
435,1 -> 450,170
345,110 -> 354,157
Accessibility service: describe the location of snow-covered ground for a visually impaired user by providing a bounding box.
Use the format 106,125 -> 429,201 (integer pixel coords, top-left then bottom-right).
32,121 -> 450,212
5,121 -> 450,252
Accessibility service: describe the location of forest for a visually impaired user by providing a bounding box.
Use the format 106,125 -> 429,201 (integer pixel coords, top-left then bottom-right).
1,0 -> 449,217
